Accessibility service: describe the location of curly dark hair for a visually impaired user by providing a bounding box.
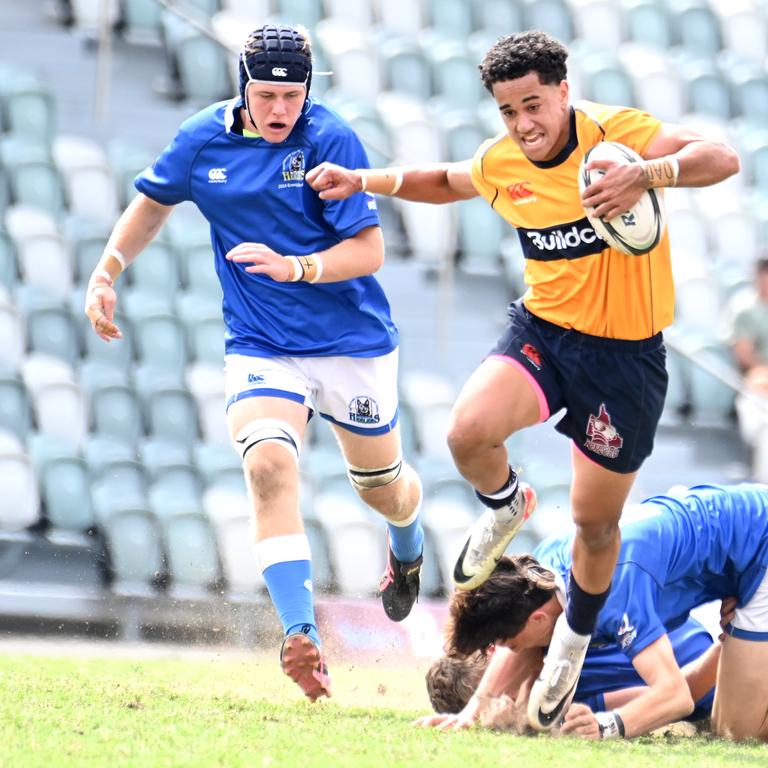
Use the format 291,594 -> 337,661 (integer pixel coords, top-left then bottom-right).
425,652 -> 488,713
445,555 -> 557,656
478,30 -> 568,93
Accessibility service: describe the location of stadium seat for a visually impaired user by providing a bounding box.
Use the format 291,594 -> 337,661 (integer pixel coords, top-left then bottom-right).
727,64 -> 768,127
132,313 -> 188,375
427,0 -> 475,40
175,30 -> 234,105
193,440 -> 241,484
126,241 -> 181,296
373,0 -> 426,35
672,0 -> 723,58
4,150 -> 66,220
100,507 -> 166,595
32,381 -> 88,452
40,455 -> 96,532
680,60 -> 733,121
80,310 -> 132,376
91,459 -> 149,520
0,232 -> 18,297
0,69 -> 56,143
144,386 -> 200,446
709,209 -> 760,271
579,51 -> 635,107
471,0 -> 524,34
25,304 -> 80,367
177,243 -> 221,299
315,20 -> 382,102
620,44 -> 685,123
427,41 -> 485,111
378,38 -> 433,103
441,110 -> 487,162
521,0 -> 575,42
140,436 -> 193,471
14,232 -> 73,303
675,273 -> 723,334
90,383 -> 144,447
456,196 -> 506,276
570,0 -> 624,49
148,463 -> 205,517
162,511 -> 223,595
623,0 -> 674,50
0,299 -> 24,371
120,0 -> 164,44
0,449 -> 40,531
717,5 -> 767,65
186,314 -> 226,365
273,0 -> 326,30
81,434 -> 136,474
203,485 -> 265,593
312,491 -> 385,596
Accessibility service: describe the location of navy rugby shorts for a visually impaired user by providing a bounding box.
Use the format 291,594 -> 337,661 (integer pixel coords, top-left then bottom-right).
488,300 -> 668,473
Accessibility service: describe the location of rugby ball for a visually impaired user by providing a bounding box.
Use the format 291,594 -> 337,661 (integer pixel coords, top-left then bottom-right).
578,141 -> 666,256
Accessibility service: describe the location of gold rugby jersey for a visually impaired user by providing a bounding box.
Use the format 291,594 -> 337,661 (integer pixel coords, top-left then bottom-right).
471,100 -> 672,340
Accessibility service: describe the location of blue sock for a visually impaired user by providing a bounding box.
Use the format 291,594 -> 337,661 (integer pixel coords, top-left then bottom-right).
387,515 -> 424,564
262,558 -> 321,648
565,569 -> 610,636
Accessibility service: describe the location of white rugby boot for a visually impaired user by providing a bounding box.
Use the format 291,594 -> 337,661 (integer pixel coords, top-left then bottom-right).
452,482 -> 537,591
527,612 -> 590,731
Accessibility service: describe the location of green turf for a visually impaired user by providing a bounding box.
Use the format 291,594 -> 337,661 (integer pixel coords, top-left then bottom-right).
0,653 -> 765,768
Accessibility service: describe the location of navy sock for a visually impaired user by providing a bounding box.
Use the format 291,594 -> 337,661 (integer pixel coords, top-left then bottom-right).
565,569 -> 610,636
475,466 -> 518,510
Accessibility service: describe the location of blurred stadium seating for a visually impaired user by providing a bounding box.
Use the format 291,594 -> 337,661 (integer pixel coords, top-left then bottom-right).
0,0 -> 760,640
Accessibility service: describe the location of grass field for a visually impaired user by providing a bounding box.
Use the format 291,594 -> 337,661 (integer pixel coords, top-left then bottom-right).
0,645 -> 766,768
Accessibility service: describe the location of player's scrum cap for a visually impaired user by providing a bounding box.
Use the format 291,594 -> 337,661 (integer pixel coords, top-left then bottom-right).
239,24 -> 312,98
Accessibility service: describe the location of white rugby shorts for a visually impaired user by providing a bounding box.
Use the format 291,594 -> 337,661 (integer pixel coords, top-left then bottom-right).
730,567 -> 768,640
224,349 -> 400,434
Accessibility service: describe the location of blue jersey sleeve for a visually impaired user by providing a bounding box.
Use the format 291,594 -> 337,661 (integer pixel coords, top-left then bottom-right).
135,126 -> 195,205
600,564 -> 667,660
313,125 -> 379,239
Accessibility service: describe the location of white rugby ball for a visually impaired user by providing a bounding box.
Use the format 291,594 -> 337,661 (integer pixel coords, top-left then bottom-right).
578,141 -> 667,256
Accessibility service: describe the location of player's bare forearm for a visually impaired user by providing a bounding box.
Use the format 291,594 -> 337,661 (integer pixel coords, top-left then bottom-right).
315,225 -> 384,280
307,161 -> 477,204
644,125 -> 740,187
97,193 -> 175,280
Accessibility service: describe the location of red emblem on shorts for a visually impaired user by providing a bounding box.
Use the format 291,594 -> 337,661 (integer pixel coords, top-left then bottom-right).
520,343 -> 542,370
585,403 -> 623,459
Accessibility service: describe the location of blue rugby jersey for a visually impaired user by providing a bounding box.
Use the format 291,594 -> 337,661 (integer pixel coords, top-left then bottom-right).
135,97 -> 398,358
534,483 -> 768,659
575,617 -> 715,719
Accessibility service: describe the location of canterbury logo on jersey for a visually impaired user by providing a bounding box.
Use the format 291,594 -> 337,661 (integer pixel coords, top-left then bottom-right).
208,168 -> 227,183
506,182 -> 535,202
518,216 -> 606,262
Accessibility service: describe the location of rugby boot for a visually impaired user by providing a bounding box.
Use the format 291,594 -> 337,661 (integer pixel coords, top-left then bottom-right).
379,539 -> 422,622
279,631 -> 332,702
453,482 -> 537,590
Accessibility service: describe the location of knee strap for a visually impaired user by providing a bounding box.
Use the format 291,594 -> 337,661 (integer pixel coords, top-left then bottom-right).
234,418 -> 302,464
347,454 -> 403,490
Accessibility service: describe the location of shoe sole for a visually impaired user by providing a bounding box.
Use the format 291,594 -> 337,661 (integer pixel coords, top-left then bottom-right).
280,634 -> 332,703
452,483 -> 537,591
527,676 -> 579,731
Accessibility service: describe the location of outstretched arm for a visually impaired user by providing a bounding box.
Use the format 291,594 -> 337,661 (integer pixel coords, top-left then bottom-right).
306,160 -> 478,204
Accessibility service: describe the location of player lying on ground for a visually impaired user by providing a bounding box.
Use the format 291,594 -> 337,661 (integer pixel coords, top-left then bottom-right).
417,484 -> 768,740
423,615 -> 721,738
84,23 -> 426,703
306,29 -> 740,728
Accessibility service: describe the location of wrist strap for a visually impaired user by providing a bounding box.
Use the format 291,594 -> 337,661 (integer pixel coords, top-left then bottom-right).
287,254 -> 323,283
104,248 -> 127,270
596,710 -> 625,739
643,156 -> 679,188
89,269 -> 113,287
359,169 -> 404,196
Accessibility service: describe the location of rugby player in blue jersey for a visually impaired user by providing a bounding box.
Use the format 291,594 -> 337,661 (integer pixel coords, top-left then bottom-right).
83,24 -> 425,703
425,615 -> 718,735
417,484 -> 768,741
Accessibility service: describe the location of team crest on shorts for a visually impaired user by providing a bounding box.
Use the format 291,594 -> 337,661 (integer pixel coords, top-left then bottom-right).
584,403 -> 623,459
520,342 -> 542,370
349,396 -> 380,424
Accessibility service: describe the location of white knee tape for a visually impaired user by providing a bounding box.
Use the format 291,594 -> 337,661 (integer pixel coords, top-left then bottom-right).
347,454 -> 403,490
234,418 -> 302,464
